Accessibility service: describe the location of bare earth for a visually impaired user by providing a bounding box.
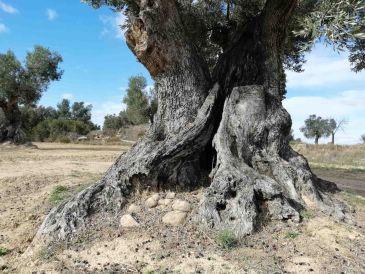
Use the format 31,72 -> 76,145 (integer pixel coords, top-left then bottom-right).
0,142 -> 364,273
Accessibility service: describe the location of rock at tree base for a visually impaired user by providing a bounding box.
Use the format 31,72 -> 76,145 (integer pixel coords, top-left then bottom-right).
126,204 -> 141,214
166,192 -> 176,199
162,211 -> 188,226
172,200 -> 191,212
158,199 -> 172,206
145,196 -> 159,208
120,214 -> 140,228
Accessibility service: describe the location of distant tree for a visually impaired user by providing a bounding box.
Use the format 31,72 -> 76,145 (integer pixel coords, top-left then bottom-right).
0,46 -> 63,143
300,115 -> 331,144
71,102 -> 92,123
361,134 -> 365,144
123,76 -> 149,125
57,99 -> 71,119
327,118 -> 348,145
103,111 -> 130,131
20,105 -> 58,136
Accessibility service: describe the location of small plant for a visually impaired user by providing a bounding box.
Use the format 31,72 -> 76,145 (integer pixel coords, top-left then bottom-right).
300,209 -> 315,220
216,229 -> 237,249
0,247 -> 10,256
37,246 -> 54,261
49,185 -> 69,205
285,231 -> 300,239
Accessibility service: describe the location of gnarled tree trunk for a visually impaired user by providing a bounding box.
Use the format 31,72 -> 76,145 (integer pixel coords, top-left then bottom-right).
40,0 -> 348,239
0,100 -> 26,144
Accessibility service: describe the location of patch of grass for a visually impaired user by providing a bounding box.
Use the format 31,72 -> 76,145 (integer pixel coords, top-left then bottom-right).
341,192 -> 365,210
216,229 -> 237,250
37,246 -> 54,261
300,209 -> 315,220
49,185 -> 70,205
0,247 -> 10,256
285,231 -> 300,239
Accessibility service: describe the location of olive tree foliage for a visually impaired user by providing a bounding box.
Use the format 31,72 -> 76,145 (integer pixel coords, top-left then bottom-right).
85,0 -> 365,75
327,118 -> 348,145
300,114 -> 331,144
0,46 -> 63,143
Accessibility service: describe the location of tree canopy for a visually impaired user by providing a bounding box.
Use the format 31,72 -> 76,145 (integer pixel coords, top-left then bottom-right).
0,46 -> 63,109
300,114 -> 331,144
84,0 -> 365,74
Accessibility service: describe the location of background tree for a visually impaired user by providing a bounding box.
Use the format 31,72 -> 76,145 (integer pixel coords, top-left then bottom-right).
123,76 -> 149,125
57,99 -> 71,120
103,111 -> 129,131
41,0 -> 363,239
361,134 -> 365,144
0,46 -> 63,144
327,118 -> 348,145
300,115 -> 331,144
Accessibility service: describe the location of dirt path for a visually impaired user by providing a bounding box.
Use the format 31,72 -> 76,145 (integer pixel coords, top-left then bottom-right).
313,167 -> 365,196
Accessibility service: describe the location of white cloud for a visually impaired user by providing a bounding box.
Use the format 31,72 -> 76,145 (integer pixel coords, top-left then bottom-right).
284,90 -> 365,144
62,93 -> 74,100
0,1 -> 18,14
46,9 -> 58,21
0,23 -> 8,33
92,101 -> 126,126
287,54 -> 365,88
99,12 -> 126,40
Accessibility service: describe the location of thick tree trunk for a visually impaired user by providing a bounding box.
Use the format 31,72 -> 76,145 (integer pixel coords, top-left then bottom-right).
0,102 -> 26,144
40,0 -> 349,239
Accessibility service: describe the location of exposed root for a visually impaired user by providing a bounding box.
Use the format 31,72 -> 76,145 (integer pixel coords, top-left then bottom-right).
39,85 -> 220,239
199,86 -> 350,237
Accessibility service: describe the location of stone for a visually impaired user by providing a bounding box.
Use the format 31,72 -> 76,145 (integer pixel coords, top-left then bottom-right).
172,199 -> 191,212
151,193 -> 160,200
162,211 -> 187,226
145,197 -> 158,208
158,199 -> 172,206
119,214 -> 139,227
166,192 -> 176,199
126,203 -> 141,214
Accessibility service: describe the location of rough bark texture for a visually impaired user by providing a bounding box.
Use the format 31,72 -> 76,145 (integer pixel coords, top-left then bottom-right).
39,0 -> 349,240
199,86 -> 348,237
0,102 -> 26,144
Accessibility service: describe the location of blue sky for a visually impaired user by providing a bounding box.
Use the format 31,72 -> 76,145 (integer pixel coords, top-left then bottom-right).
1,0 -> 364,144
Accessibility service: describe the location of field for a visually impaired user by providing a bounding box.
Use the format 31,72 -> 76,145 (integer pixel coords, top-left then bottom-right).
0,142 -> 364,273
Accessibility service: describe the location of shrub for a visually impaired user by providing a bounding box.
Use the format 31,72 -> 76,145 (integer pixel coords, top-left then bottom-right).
216,229 -> 237,249
49,185 -> 70,205
285,231 -> 300,239
0,247 -> 10,256
300,209 -> 315,220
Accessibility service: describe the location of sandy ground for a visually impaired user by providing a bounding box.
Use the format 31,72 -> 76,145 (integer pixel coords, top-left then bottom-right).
0,142 -> 364,274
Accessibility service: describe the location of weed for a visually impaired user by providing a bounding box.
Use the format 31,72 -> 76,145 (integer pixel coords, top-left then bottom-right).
216,229 -> 237,249
300,209 -> 315,220
49,185 -> 70,205
0,247 -> 10,256
341,192 -> 365,210
285,231 -> 300,239
37,246 -> 54,261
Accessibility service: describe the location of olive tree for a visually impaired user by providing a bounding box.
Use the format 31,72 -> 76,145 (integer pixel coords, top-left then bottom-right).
41,0 -> 363,239
0,46 -> 63,143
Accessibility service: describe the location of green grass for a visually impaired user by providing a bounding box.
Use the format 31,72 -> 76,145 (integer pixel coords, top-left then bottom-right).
216,229 -> 237,250
0,247 -> 10,256
300,209 -> 315,220
285,231 -> 300,239
341,192 -> 365,210
49,185 -> 70,205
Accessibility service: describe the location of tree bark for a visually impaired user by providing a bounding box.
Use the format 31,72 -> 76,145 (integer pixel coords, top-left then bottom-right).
315,136 -> 319,145
40,0 -> 349,239
331,133 -> 335,145
0,100 -> 27,144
